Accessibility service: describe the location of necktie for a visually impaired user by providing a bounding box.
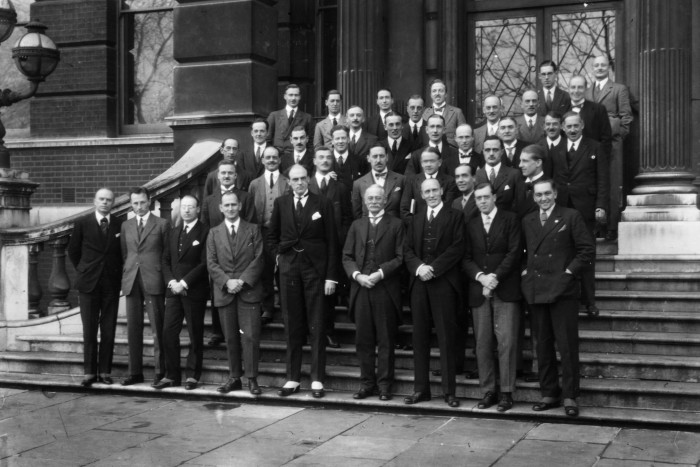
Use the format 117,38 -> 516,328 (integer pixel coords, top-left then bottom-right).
392,139 -> 398,157
100,218 -> 108,237
184,225 -> 189,235
549,142 -> 554,150
489,167 -> 496,184
288,109 -> 295,124
546,90 -> 552,107
507,147 -> 513,161
528,119 -> 534,129
332,117 -> 337,126
352,133 -> 357,144
461,196 -> 467,208
429,209 -> 435,223
179,225 -> 188,253
567,145 -> 576,166
270,173 -> 275,189
370,216 -> 378,226
412,124 -> 418,139
337,156 -> 344,168
230,225 -> 236,240
540,211 -> 548,226
137,217 -> 144,238
256,145 -> 261,160
295,153 -> 301,164
296,197 -> 303,217
484,216 -> 491,233
320,177 -> 327,192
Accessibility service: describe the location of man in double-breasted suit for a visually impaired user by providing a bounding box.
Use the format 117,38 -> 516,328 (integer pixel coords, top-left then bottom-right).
347,106 -> 378,162
422,79 -> 467,147
343,184 -> 404,401
400,147 -> 460,221
120,187 -> 170,386
314,89 -> 347,150
156,195 -> 210,390
474,136 -> 524,214
536,60 -> 571,117
268,164 -> 340,398
497,117 -> 530,169
267,84 -> 315,156
522,179 -> 595,417
403,178 -> 465,408
68,188 -> 123,387
352,144 -> 404,219
463,182 -> 522,412
516,90 -> 546,144
330,125 -> 369,192
207,191 -> 265,395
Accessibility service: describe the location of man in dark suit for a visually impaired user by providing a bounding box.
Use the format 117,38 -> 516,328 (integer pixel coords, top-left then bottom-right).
204,138 -> 251,195
343,184 -> 404,401
67,188 -> 123,387
422,79 -> 467,147
366,88 -> 394,140
405,114 -> 459,177
268,164 -> 340,398
330,125 -> 368,191
453,124 -> 484,178
542,110 -> 565,166
347,105 -> 378,161
517,144 -> 549,219
280,126 -> 314,176
155,195 -> 210,390
474,136 -> 524,214
400,147 -> 460,221
248,146 -> 292,324
404,178 -> 465,408
568,75 -> 613,160
352,144 -> 405,219
267,83 -> 314,156
120,186 -> 170,386
552,112 -> 610,316
314,89 -> 347,151
379,113 -> 412,174
238,119 -> 270,183
516,90 -> 546,144
536,60 -> 571,117
497,117 -> 529,168
473,95 -> 502,154
522,179 -> 595,417
402,95 -> 428,151
207,191 -> 265,394
452,164 -> 479,222
586,56 -> 634,241
463,182 -> 522,412
310,147 -> 353,348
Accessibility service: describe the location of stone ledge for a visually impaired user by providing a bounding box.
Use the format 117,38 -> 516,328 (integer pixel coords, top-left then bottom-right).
5,134 -> 174,149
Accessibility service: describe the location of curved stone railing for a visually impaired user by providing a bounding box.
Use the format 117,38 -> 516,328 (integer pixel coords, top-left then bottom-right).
0,139 -> 222,324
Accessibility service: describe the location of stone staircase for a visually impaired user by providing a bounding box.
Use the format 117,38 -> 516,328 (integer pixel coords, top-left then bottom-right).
2,248 -> 700,427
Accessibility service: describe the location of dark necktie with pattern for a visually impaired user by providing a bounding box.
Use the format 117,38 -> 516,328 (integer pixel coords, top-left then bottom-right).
100,217 -> 108,237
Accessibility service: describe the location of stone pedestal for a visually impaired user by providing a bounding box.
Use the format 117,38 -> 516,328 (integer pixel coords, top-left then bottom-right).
0,168 -> 39,228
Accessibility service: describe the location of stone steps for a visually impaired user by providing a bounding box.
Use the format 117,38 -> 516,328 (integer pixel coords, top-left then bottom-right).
579,309 -> 700,333
595,272 -> 700,292
593,290 -> 700,312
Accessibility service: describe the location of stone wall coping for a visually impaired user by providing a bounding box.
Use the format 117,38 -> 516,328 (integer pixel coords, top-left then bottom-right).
5,135 -> 174,149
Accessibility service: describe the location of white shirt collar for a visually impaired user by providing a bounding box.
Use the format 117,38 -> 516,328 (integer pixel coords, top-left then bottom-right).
526,171 -> 544,184
427,202 -> 444,219
334,150 -> 347,160
265,169 -> 280,177
369,209 -> 385,221
285,105 -> 297,116
225,217 -> 240,233
596,78 -> 609,89
350,128 -> 363,139
542,204 -> 555,218
526,114 -> 537,124
136,212 -> 150,223
503,141 -> 517,150
387,136 -> 402,145
221,184 -> 236,194
430,141 -> 443,152
295,190 -> 310,206
411,120 -> 423,128
459,149 -> 473,157
568,135 -> 583,150
315,172 -> 329,185
548,135 -> 561,147
95,212 -> 110,223
183,219 -> 198,231
487,121 -> 499,134
482,206 -> 498,222
486,162 -> 502,176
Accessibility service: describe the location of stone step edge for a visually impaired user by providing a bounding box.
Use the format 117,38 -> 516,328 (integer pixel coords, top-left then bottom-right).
596,272 -> 700,280
0,371 -> 698,428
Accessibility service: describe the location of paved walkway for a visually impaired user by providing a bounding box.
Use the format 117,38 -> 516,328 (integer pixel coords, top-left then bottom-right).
1,387 -> 698,466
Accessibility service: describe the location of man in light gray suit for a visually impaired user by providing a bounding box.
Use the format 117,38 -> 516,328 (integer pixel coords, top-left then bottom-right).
422,79 -> 467,147
120,186 -> 170,386
352,144 -> 404,219
474,95 -> 502,154
515,89 -> 546,144
314,89 -> 347,150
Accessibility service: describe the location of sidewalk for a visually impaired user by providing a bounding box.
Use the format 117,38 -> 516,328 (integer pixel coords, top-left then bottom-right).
1,387 -> 698,466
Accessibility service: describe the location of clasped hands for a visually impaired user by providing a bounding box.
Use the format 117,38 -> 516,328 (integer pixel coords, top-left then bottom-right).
355,271 -> 383,288
416,264 -> 435,282
478,273 -> 499,298
169,280 -> 188,296
226,278 -> 245,295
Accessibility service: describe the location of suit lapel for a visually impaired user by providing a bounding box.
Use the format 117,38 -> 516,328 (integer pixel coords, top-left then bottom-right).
217,224 -> 234,260
375,215 -> 389,244
232,222 -> 249,257
138,215 -> 157,245
598,83 -> 612,103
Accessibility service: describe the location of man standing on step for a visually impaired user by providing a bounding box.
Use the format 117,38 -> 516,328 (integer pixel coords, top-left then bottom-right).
156,195 -> 209,391
206,191 -> 264,395
120,187 -> 170,386
521,179 -> 594,417
343,184 -> 404,401
68,188 -> 123,388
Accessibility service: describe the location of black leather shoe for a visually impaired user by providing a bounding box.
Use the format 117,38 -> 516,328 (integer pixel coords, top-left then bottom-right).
121,374 -> 144,386
586,305 -> 600,317
261,312 -> 273,326
217,378 -> 242,394
444,394 -> 460,408
532,400 -> 561,411
431,369 -> 442,377
81,376 -> 97,388
277,385 -> 300,397
497,393 -> 514,412
326,336 -> 340,348
99,376 -> 113,385
312,388 -> 325,398
153,374 -> 165,385
565,405 -> 580,417
184,381 -> 198,390
208,335 -> 224,346
404,392 -> 431,405
379,392 -> 392,401
152,379 -> 179,390
477,391 -> 498,409
353,387 -> 377,399
249,378 -> 262,395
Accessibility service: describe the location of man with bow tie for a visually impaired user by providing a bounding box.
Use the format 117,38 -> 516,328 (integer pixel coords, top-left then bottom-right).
496,117 -> 529,168
68,188 -> 123,388
450,124 -> 483,178
155,195 -> 210,390
568,75 -> 613,160
422,79 -> 467,147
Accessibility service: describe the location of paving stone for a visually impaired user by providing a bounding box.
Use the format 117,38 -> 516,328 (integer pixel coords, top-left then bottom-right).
286,455 -> 386,466
420,417 -> 535,449
251,409 -> 370,442
307,435 -> 416,460
2,455 -> 78,466
343,414 -> 447,440
526,423 -> 620,444
53,394 -> 175,418
98,400 -> 226,434
225,403 -> 304,420
594,459 -> 694,467
494,439 -> 606,467
602,428 -> 700,464
385,442 -> 503,467
89,443 -> 200,467
0,390 -> 83,421
183,435 -> 315,466
0,409 -> 70,458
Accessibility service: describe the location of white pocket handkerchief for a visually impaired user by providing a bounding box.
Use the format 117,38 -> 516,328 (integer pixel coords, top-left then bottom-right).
192,240 -> 200,246
312,212 -> 322,220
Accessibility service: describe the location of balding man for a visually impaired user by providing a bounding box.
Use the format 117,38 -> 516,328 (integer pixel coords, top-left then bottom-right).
422,79 -> 467,147
451,124 -> 483,177
516,90 -> 546,144
497,117 -> 529,168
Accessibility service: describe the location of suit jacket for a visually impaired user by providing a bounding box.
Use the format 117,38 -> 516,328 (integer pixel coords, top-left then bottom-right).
309,175 -> 353,244
449,150 -> 484,178
379,137 -> 412,174
204,162 -> 251,196
463,209 -> 522,306
576,100 -> 613,158
348,131 -> 378,161
537,87 -> 572,116
516,177 -> 543,220
342,215 -> 405,320
238,143 -> 269,183
400,172 -> 460,220
500,139 -> 529,168
473,122 -> 498,154
163,221 -> 210,300
515,115 -> 546,145
366,114 -> 389,140
267,108 -> 315,154
475,164 -> 524,213
551,136 -> 610,221
248,173 -> 292,226
351,170 -> 404,219
422,104 -> 467,147
451,193 -> 479,224
201,188 -> 257,228
521,205 -> 595,304
314,115 -> 348,150
332,152 -> 369,192
267,191 -> 340,282
402,121 -> 429,152
585,80 -> 633,139
404,205 -> 465,293
405,144 -> 459,177
68,213 -> 123,294
120,213 -> 170,296
206,219 -> 264,306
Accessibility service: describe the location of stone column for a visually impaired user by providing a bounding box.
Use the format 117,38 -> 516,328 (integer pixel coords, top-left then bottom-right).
618,0 -> 700,254
338,0 -> 385,117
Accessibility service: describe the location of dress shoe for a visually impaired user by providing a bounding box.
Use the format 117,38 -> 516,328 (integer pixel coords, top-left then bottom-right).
379,392 -> 392,401
248,378 -> 262,395
464,369 -> 479,379
444,394 -> 460,408
532,399 -> 561,411
586,305 -> 600,317
121,374 -> 144,386
80,376 -> 97,388
260,312 -> 273,326
353,387 -> 377,400
312,388 -> 325,398
277,385 -> 300,397
99,375 -> 113,385
152,379 -> 179,390
403,392 -> 431,405
208,334 -> 224,346
497,393 -> 514,412
326,335 -> 340,348
477,391 -> 498,409
431,369 -> 442,377
153,374 -> 165,385
564,398 -> 579,417
217,378 -> 242,394
184,381 -> 198,390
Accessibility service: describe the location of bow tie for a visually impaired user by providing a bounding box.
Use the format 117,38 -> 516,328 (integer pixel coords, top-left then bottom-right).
434,106 -> 445,112
375,172 -> 387,178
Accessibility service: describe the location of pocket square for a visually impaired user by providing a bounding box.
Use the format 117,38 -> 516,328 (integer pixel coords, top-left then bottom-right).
115,233 -> 120,237
557,224 -> 567,233
312,212 -> 322,220
192,240 -> 200,246
504,185 -> 511,191
394,187 -> 401,192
